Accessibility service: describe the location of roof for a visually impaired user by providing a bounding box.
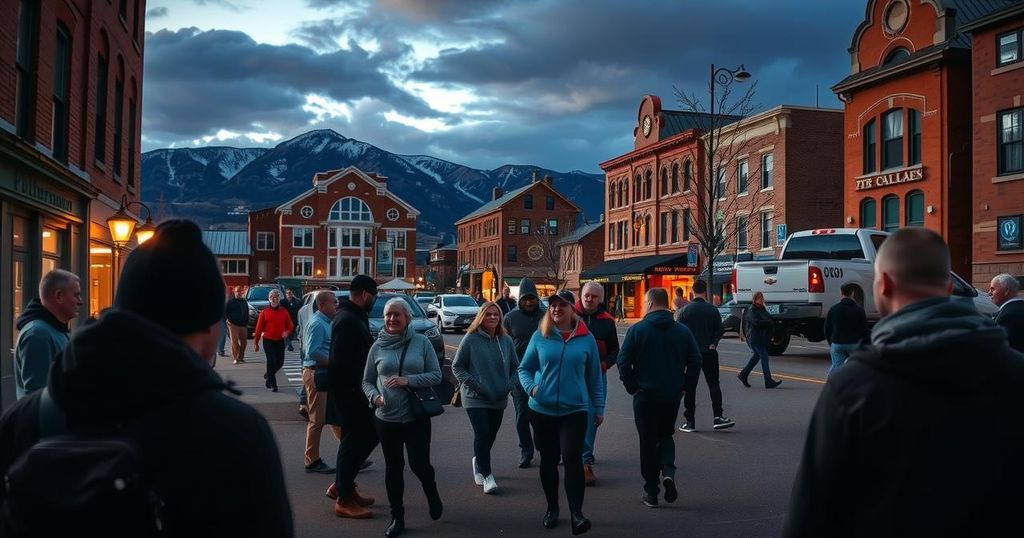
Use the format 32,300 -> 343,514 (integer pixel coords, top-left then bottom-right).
430,243 -> 457,251
556,222 -> 604,246
959,0 -> 1024,31
580,253 -> 697,282
202,230 -> 251,256
660,111 -> 742,139
454,182 -> 581,225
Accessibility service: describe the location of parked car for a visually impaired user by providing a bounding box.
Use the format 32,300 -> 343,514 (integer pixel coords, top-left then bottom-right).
427,294 -> 481,333
413,291 -> 437,301
415,296 -> 434,311
322,291 -> 446,364
246,283 -> 284,335
717,300 -> 741,335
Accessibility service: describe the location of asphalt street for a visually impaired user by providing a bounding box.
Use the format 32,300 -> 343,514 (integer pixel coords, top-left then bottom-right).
217,326 -> 830,538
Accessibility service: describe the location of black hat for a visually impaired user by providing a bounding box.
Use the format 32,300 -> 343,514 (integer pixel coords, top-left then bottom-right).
350,274 -> 378,295
546,289 -> 576,306
114,220 -> 225,335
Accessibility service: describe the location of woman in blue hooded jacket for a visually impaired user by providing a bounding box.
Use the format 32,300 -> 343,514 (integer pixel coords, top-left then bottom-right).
517,290 -> 605,536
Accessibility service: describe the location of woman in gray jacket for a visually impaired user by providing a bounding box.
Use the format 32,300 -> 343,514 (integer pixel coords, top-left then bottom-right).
452,301 -> 518,494
363,298 -> 443,538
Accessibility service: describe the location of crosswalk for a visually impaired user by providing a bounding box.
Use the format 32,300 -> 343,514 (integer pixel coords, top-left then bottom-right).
281,348 -> 303,385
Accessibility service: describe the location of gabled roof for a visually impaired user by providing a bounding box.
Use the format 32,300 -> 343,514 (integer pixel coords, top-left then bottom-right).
202,230 -> 251,256
275,166 -> 420,218
556,222 -> 603,246
454,181 -> 581,225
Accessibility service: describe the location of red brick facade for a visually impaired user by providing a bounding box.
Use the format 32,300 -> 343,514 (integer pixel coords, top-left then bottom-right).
559,223 -> 605,293
427,244 -> 458,292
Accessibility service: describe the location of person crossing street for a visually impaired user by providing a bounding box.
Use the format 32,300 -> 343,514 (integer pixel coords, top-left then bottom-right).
677,280 -> 734,432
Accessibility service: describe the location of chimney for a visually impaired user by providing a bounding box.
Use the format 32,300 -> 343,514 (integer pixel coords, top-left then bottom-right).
492,186 -> 503,200
531,170 -> 539,183
543,174 -> 553,186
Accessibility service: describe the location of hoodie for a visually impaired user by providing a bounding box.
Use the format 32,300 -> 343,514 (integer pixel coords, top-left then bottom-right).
0,309 -> 294,536
503,277 -> 546,359
617,309 -> 702,401
452,330 -> 518,409
13,298 -> 70,400
574,301 -> 619,371
784,298 -> 1024,538
517,322 -> 605,417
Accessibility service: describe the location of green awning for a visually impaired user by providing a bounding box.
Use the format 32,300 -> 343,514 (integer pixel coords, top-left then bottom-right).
502,277 -> 523,286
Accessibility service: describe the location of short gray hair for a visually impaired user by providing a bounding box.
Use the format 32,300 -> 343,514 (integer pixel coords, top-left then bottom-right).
645,287 -> 669,307
383,297 -> 412,319
315,290 -> 337,308
580,281 -> 604,299
993,273 -> 1021,294
39,269 -> 79,299
268,289 -> 282,299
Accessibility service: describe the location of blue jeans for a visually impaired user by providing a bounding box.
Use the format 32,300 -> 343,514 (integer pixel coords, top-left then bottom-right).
582,372 -> 607,465
740,342 -> 774,386
828,343 -> 859,377
217,318 -> 227,354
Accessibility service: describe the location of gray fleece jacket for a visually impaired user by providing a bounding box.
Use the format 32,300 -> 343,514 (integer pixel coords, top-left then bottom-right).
452,330 -> 518,409
363,328 -> 441,423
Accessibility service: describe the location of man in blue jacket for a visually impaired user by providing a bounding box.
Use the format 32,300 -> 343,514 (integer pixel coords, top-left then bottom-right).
618,287 -> 702,508
14,269 -> 81,400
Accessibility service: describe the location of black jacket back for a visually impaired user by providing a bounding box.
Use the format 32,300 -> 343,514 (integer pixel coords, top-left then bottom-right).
328,299 -> 375,429
823,297 -> 869,345
677,298 -> 724,351
995,299 -> 1024,353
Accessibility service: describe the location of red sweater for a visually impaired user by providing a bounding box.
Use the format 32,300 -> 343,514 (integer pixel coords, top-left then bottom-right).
254,306 -> 294,342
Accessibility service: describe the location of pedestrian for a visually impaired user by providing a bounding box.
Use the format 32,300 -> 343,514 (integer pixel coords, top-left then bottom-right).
281,289 -> 302,352
253,289 -> 294,392
784,228 -> 1024,537
225,285 -> 249,364
518,289 -> 604,535
502,277 -> 544,468
363,298 -> 443,537
989,273 -> 1024,353
475,291 -> 486,306
823,283 -> 869,376
496,285 -> 517,315
296,294 -> 317,421
677,279 -> 734,432
0,220 -> 293,535
452,301 -> 518,494
737,292 -> 782,389
218,315 -> 228,358
672,287 -> 689,311
301,291 -> 340,475
13,269 -> 80,400
327,276 -> 379,520
574,281 -> 619,486
614,293 -> 625,321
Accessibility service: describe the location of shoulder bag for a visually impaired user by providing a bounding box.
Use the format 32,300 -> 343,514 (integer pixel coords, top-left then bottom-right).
398,340 -> 444,419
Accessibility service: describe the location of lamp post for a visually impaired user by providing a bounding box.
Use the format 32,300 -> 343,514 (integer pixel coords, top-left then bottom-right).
106,194 -> 156,249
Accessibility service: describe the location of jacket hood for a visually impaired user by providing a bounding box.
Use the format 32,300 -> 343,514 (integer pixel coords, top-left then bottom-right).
49,309 -> 230,424
518,278 -> 539,304
642,309 -> 676,329
542,319 -> 591,340
574,301 -> 612,320
16,298 -> 69,333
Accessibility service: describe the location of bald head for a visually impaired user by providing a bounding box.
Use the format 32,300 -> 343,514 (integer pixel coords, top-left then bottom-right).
315,290 -> 339,317
873,228 -> 952,316
645,287 -> 670,313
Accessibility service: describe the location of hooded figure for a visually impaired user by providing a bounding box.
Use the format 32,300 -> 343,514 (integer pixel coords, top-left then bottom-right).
501,277 -> 545,467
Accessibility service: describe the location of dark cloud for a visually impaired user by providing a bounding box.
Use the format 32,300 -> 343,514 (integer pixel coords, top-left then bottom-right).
190,0 -> 247,12
146,6 -> 169,18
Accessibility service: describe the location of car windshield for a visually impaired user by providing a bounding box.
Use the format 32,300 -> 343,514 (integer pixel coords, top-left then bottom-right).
444,296 -> 478,307
246,287 -> 274,301
781,234 -> 865,261
369,295 -> 425,318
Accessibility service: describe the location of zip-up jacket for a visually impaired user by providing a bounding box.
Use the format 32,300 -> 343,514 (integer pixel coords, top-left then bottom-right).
574,301 -> 619,372
617,309 -> 702,401
517,322 -> 605,417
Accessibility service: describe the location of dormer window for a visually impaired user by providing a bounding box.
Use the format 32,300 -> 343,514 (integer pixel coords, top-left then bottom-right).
884,47 -> 911,66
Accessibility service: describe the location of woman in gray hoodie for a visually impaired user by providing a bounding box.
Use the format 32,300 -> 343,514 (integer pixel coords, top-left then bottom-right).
452,301 -> 518,494
363,298 -> 443,538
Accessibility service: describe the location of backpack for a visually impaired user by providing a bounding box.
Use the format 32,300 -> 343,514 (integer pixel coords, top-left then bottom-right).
2,388 -> 165,537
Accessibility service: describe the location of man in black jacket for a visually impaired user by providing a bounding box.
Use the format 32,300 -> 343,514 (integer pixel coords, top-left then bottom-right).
575,281 -> 620,485
502,277 -> 544,468
823,283 -> 869,376
0,220 -> 293,536
281,289 -> 302,351
989,273 -> 1024,353
784,228 -> 1024,537
677,279 -> 733,432
224,286 -> 250,364
328,275 -> 379,519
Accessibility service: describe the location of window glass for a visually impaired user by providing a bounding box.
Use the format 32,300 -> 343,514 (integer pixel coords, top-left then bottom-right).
760,212 -> 773,248
13,215 -> 27,248
999,32 -> 1020,65
520,218 -> 530,235
883,109 -> 904,169
999,108 -> 1023,174
716,166 -> 726,197
736,216 -> 748,250
882,195 -> 899,232
761,154 -> 774,189
671,164 -> 680,193
546,195 -> 554,210
683,161 -> 692,191
524,194 -> 533,209
860,198 -> 877,229
781,234 -> 865,261
905,190 -> 924,226
42,227 -> 60,254
329,197 -> 372,221
738,160 -> 748,192
908,110 -> 921,166
863,120 -> 876,173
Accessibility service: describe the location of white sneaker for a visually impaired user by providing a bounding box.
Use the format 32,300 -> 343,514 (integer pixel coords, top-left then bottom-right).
483,474 -> 498,494
472,457 -> 484,485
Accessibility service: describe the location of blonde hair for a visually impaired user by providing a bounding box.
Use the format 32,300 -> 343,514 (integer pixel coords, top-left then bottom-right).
539,303 -> 581,337
467,302 -> 506,336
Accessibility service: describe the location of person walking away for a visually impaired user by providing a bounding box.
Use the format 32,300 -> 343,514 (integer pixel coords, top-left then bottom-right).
301,291 -> 339,475
518,290 -> 604,535
823,283 -> 869,376
989,273 -> 1024,353
218,317 -> 228,358
364,298 -> 443,537
502,277 -> 544,468
619,288 -> 701,508
574,282 -> 619,486
496,285 -> 517,315
253,290 -> 294,392
281,289 -> 302,352
328,276 -> 379,520
224,286 -> 249,364
452,301 -> 518,494
784,228 -> 1024,537
738,292 -> 782,389
677,279 -> 733,432
14,269 -> 80,400
0,220 -> 293,536
614,294 -> 625,321
672,287 -> 689,312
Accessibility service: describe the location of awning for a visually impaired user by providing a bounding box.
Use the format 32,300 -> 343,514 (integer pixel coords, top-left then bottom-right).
502,277 -> 522,286
580,254 -> 699,283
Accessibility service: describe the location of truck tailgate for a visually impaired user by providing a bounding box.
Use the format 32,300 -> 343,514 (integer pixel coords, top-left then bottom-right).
734,260 -> 811,303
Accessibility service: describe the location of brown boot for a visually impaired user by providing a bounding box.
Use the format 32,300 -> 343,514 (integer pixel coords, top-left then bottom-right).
325,483 -> 338,500
584,464 -> 597,487
334,499 -> 372,519
351,485 -> 375,507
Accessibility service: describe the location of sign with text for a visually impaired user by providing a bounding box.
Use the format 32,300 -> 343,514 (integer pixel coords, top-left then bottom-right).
376,241 -> 394,277
650,265 -> 700,275
855,168 -> 924,191
687,244 -> 698,266
776,223 -> 787,244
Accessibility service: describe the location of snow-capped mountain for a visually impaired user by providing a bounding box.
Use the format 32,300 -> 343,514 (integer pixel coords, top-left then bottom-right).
141,129 -> 605,236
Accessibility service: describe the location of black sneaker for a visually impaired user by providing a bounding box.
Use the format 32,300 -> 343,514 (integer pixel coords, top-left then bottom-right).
679,422 -> 696,433
518,456 -> 533,469
641,492 -> 658,508
766,379 -> 783,389
662,477 -> 678,503
305,459 -> 335,474
713,416 -> 735,430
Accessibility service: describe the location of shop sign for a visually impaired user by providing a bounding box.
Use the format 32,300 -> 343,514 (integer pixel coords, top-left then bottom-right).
687,244 -> 698,266
621,274 -> 644,281
650,265 -> 699,275
0,167 -> 79,214
855,168 -> 924,191
998,215 -> 1022,251
376,241 -> 394,276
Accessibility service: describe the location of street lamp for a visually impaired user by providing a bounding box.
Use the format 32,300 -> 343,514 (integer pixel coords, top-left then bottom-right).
709,64 -> 751,122
106,194 -> 156,248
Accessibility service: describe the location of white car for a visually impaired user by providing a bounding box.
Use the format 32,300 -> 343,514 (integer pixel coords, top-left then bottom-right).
428,294 -> 481,333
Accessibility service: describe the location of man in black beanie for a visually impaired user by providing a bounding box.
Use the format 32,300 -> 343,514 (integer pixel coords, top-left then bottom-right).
0,220 -> 294,536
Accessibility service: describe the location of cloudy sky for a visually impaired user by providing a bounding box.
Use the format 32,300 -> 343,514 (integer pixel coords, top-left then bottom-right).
142,0 -> 865,172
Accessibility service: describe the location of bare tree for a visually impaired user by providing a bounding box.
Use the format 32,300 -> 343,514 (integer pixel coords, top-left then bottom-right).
529,224 -> 573,291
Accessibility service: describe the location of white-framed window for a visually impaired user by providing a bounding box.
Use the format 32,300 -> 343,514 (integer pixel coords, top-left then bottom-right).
256,232 -> 275,251
339,257 -> 372,277
220,259 -> 248,275
334,227 -> 372,248
292,227 -> 314,248
736,215 -> 748,250
737,159 -> 749,193
329,197 -> 372,222
328,256 -> 338,278
761,153 -> 774,189
395,258 -> 406,278
547,219 -> 558,235
716,166 -> 726,198
760,211 -> 774,249
387,230 -> 407,250
293,256 -> 313,277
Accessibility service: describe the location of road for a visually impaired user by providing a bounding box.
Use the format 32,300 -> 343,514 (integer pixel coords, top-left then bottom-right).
218,326 -> 831,538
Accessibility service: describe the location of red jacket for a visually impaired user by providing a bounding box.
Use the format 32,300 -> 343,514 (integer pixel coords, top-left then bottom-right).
254,306 -> 294,343
574,301 -> 620,372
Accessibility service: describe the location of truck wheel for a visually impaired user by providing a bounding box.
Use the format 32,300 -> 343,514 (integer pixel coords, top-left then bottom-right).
767,332 -> 791,356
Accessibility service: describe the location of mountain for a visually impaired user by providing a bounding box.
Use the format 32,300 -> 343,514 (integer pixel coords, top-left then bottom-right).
141,129 -> 606,239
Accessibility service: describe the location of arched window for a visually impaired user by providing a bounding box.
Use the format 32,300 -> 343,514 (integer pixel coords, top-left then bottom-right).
608,182 -> 615,208
884,47 -> 911,66
644,169 -> 653,199
882,195 -> 899,232
860,197 -> 877,229
671,163 -> 680,193
905,190 -> 924,227
644,215 -> 651,245
908,109 -> 921,165
624,178 -> 629,204
660,168 -> 668,197
634,173 -> 641,200
683,161 -> 692,191
882,108 -> 903,169
863,119 -> 876,173
329,197 -> 372,222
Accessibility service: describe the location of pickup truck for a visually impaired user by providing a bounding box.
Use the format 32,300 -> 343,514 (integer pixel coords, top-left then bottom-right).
729,228 -> 997,355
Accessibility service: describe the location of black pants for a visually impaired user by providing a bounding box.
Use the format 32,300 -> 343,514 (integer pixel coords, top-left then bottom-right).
529,410 -> 587,513
466,408 -> 504,476
683,349 -> 724,423
334,417 -> 379,501
633,393 -> 681,495
376,417 -> 438,513
511,382 -> 535,460
263,339 -> 285,389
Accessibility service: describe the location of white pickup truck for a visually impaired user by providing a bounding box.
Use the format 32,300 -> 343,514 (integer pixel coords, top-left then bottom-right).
729,228 -> 997,355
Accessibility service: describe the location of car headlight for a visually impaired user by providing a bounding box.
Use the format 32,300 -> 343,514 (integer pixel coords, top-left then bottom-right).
425,326 -> 440,338
442,310 -> 454,317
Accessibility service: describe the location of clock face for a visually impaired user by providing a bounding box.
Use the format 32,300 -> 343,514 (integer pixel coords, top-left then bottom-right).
386,208 -> 400,221
527,244 -> 544,261
642,115 -> 652,137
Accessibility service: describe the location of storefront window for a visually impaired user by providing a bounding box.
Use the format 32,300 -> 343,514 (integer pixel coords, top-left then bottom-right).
89,243 -> 113,317
42,226 -> 64,274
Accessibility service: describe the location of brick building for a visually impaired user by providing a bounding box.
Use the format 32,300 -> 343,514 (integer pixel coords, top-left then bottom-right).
1,0 -> 146,407
588,95 -> 843,316
454,175 -> 581,300
201,230 -> 251,290
247,166 -> 419,290
557,221 -> 604,293
961,3 -> 1024,288
427,243 -> 458,292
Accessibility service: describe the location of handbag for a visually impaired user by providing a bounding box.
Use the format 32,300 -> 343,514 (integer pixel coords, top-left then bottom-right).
398,341 -> 445,419
313,366 -> 330,391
